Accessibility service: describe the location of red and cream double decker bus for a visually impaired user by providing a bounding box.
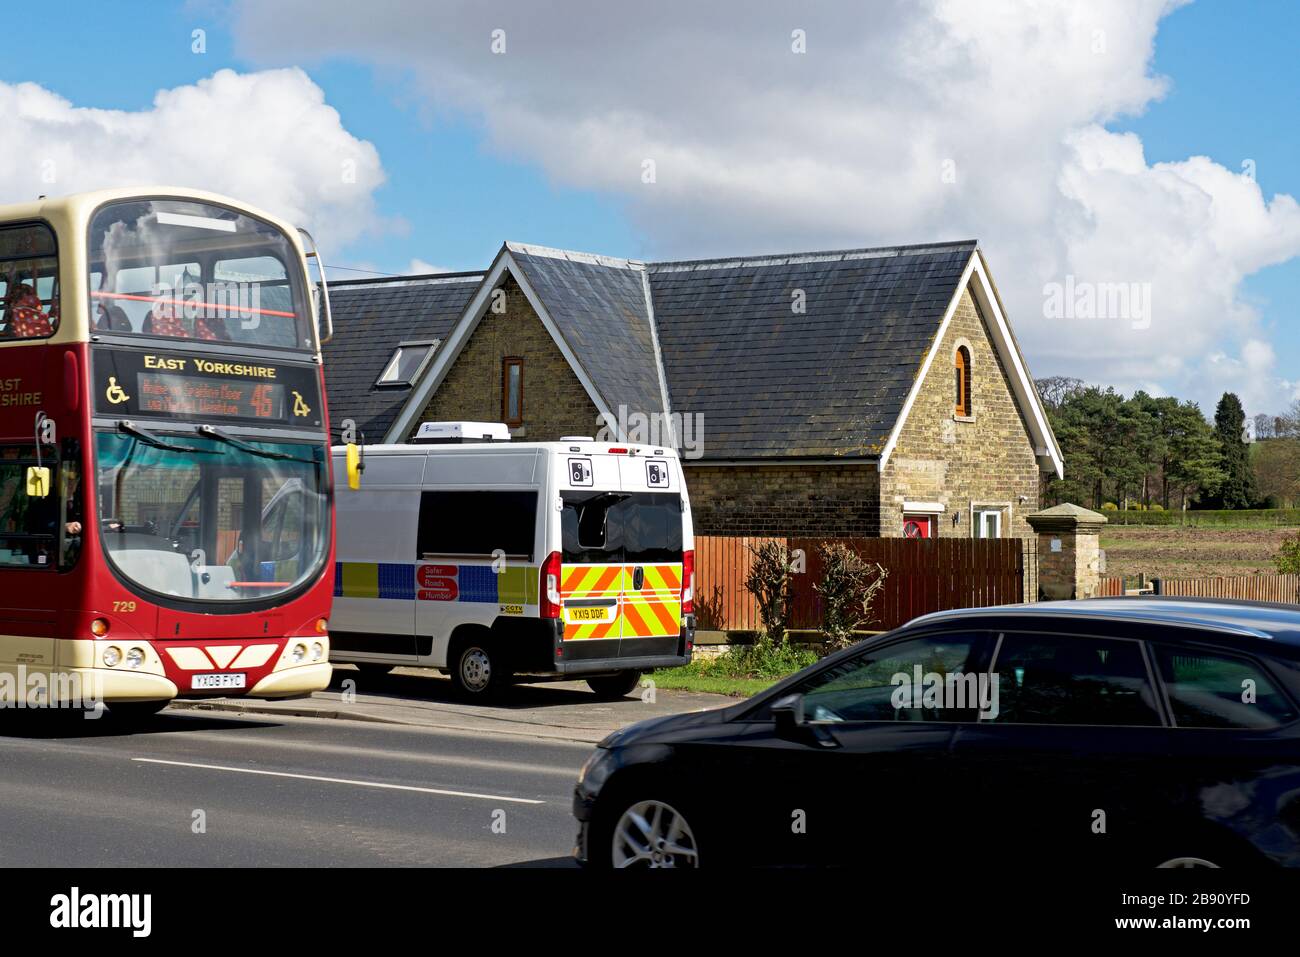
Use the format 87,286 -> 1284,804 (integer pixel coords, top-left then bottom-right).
0,186 -> 348,717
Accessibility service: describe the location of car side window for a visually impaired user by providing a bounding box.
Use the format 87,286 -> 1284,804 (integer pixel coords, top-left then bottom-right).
1154,646 -> 1297,729
990,632 -> 1161,727
797,634 -> 982,723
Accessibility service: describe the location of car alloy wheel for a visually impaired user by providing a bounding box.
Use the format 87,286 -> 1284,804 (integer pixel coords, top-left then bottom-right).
459,648 -> 492,693
611,799 -> 699,868
1156,857 -> 1220,868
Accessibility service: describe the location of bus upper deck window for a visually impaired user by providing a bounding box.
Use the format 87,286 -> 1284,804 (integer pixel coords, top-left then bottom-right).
0,224 -> 59,341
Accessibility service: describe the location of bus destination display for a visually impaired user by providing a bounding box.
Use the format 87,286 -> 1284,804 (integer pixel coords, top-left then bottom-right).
93,346 -> 323,428
137,373 -> 286,421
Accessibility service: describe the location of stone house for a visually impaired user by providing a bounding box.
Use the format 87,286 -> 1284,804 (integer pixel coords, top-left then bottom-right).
323,241 -> 1063,541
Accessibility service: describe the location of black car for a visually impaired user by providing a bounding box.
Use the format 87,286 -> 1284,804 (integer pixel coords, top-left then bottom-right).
573,597 -> 1300,868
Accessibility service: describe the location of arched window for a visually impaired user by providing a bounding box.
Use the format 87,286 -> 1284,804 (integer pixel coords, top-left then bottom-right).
954,345 -> 971,417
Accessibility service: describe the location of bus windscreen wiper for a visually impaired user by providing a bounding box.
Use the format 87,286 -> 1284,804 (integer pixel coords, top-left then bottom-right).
118,420 -> 218,455
196,425 -> 316,464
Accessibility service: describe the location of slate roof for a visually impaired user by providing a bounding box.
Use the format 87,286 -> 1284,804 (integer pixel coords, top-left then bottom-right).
367,240 -> 1028,464
322,272 -> 484,440
508,244 -> 666,421
648,243 -> 977,459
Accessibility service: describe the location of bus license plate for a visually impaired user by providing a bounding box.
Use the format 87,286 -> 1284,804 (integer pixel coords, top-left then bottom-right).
192,673 -> 246,690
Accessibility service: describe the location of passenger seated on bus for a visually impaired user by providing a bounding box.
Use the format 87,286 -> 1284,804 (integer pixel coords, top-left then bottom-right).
195,312 -> 230,341
7,283 -> 52,338
95,303 -> 133,332
143,296 -> 188,338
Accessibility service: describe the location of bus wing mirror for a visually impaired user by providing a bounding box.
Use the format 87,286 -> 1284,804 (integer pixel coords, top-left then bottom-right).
345,443 -> 362,490
298,227 -> 334,346
25,466 -> 51,498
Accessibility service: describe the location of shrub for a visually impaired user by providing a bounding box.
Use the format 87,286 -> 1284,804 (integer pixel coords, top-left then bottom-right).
744,540 -> 798,644
718,635 -> 819,679
1276,535 -> 1300,575
1148,503 -> 1165,511
694,584 -> 726,632
814,542 -> 889,649
1101,502 -> 1119,511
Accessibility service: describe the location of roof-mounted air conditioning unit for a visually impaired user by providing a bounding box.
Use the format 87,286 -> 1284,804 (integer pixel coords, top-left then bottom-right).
412,421 -> 512,444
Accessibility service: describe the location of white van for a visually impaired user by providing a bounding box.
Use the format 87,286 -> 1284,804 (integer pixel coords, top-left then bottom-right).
330,422 -> 696,698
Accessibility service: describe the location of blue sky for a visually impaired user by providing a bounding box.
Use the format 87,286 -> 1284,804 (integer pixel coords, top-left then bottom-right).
1,1 -> 1296,414
1118,0 -> 1299,397
0,0 -> 637,275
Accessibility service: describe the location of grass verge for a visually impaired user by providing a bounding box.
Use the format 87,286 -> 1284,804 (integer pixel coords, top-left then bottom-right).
651,637 -> 821,698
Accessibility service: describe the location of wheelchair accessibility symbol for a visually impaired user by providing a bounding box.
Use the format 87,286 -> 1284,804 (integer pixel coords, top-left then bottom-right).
105,376 -> 130,405
292,390 -> 312,417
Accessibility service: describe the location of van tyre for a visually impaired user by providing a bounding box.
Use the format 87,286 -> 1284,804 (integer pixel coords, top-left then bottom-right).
449,642 -> 508,698
587,670 -> 643,700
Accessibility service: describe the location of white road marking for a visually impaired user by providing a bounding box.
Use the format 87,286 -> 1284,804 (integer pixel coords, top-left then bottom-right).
132,758 -> 545,804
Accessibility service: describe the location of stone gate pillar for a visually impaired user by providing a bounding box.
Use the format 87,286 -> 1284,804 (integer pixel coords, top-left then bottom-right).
1025,503 -> 1108,600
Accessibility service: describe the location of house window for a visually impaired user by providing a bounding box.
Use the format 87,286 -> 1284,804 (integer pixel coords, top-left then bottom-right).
954,346 -> 972,417
974,508 -> 1003,539
375,340 -> 436,388
502,357 -> 524,426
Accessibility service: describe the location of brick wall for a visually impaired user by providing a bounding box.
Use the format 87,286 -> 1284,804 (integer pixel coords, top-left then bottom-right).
415,276 -> 603,440
684,463 -> 880,537
880,284 -> 1041,539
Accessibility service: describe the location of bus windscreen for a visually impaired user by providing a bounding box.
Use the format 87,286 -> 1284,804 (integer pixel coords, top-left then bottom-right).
88,199 -> 314,351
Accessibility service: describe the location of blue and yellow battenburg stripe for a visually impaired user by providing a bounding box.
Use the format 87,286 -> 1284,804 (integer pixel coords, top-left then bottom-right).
334,562 -> 538,605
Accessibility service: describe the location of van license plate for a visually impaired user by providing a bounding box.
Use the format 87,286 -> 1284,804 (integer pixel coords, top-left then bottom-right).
566,606 -> 610,623
192,673 -> 246,690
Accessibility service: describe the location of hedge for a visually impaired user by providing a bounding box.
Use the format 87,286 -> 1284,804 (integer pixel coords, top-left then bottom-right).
1097,508 -> 1300,527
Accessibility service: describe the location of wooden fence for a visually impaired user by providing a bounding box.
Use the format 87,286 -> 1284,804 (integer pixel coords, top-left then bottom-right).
693,535 -> 1026,633
1158,574 -> 1300,603
1096,574 -> 1299,602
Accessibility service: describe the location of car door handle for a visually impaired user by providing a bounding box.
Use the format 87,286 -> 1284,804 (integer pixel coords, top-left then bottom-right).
632,566 -> 644,590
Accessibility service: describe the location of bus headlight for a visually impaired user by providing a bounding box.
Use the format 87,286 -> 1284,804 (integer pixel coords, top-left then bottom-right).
125,647 -> 146,670
103,646 -> 123,668
311,642 -> 324,661
290,643 -> 308,664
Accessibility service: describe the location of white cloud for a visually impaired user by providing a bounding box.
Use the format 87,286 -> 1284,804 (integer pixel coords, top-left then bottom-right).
408,258 -> 450,274
232,0 -> 1300,414
0,68 -> 384,248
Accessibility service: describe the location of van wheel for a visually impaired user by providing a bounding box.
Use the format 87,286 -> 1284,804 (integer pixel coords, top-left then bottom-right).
587,671 -> 643,700
449,642 -> 508,698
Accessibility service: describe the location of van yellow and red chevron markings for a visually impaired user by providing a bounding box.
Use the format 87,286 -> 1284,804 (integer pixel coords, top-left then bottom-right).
559,562 -> 683,640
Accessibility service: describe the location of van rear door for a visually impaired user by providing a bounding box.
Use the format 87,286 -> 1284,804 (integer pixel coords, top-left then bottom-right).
613,455 -> 683,659
559,453 -> 626,661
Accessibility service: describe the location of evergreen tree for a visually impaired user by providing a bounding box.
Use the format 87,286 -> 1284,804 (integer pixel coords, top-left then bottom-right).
1206,392 -> 1258,509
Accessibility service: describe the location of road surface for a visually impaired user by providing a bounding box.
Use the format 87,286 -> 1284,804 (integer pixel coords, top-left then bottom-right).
0,709 -> 589,867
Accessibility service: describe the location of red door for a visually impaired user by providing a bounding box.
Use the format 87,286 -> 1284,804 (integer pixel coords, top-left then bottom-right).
902,514 -> 933,538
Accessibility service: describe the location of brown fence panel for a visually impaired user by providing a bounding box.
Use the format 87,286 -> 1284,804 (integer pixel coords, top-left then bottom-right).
694,535 -> 786,632
789,537 -> 1024,632
1158,574 -> 1300,604
1097,575 -> 1125,597
695,535 -> 1029,632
